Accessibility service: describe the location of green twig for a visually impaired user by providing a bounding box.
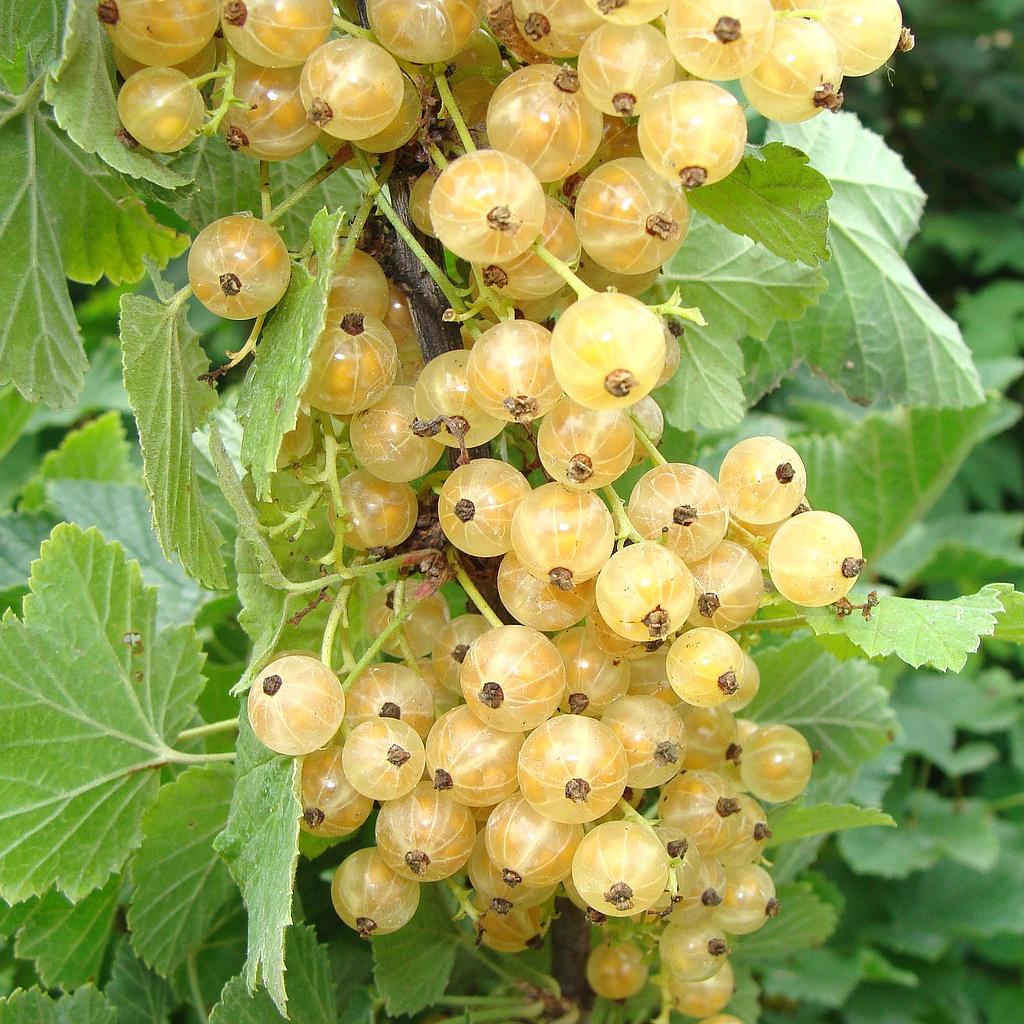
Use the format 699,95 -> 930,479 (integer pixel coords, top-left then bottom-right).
341,580 -> 415,689
176,718 -> 239,743
531,242 -> 594,298
733,615 -> 807,634
629,412 -> 667,466
265,145 -> 352,226
602,485 -> 643,547
435,71 -> 477,152
449,552 -> 504,628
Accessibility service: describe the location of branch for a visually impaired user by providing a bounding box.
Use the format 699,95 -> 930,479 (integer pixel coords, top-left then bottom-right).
550,898 -> 593,1010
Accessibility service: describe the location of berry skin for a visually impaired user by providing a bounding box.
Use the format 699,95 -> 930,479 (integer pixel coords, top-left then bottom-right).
595,542 -> 695,643
511,0 -> 604,57
485,791 -> 584,887
583,0 -> 669,26
680,704 -> 738,770
460,625 -> 566,732
586,942 -> 649,999
475,896 -> 548,952
247,653 -> 345,756
336,471 -> 418,551
687,541 -> 764,632
601,694 -> 687,787
466,320 -> 561,423
300,38 -> 404,140
345,663 -> 435,739
659,769 -> 742,856
366,0 -> 483,63
305,314 -> 398,416
518,713 -> 629,824
439,460 -> 532,558
187,214 -> 291,320
628,647 -> 680,705
113,36 -> 216,79
668,959 -> 735,1017
556,625 -> 630,716
467,833 -> 558,909
574,157 -> 691,275
821,0 -> 903,77
429,149 -> 547,264
638,81 -> 747,189
578,23 -> 676,118
486,64 -> 604,183
551,291 -> 667,411
413,349 -> 506,449
497,551 -> 598,631
537,398 -> 635,491
426,705 -> 525,807
221,0 -> 332,68
667,627 -> 745,707
510,482 -> 615,589
331,847 -> 420,937
358,75 -> 422,154
767,510 -> 864,607
431,614 -> 492,695
739,18 -> 844,123
714,862 -> 776,934
659,920 -> 730,982
221,60 -> 320,161
627,463 -> 730,565
739,723 -> 813,803
101,0 -> 219,67
117,67 -> 204,153
325,249 -> 391,321
349,386 -> 444,483
299,744 -> 373,837
342,717 -> 426,801
376,781 -> 477,882
665,0 -> 776,81
718,436 -> 807,525
365,587 -> 450,659
572,820 -> 669,917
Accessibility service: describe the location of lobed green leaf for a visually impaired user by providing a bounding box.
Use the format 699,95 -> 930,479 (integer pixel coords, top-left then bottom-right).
0,987 -> 116,1023
105,941 -> 173,1024
765,803 -> 895,848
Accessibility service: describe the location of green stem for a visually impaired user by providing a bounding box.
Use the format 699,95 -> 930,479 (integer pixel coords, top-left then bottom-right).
165,750 -> 236,765
260,160 -> 272,218
354,150 -> 469,310
186,951 -> 209,1024
341,580 -> 415,689
531,242 -> 594,298
320,581 -> 351,669
266,146 -> 351,226
333,13 -> 374,37
435,72 -> 477,152
223,312 -> 267,369
734,615 -> 807,634
176,718 -> 239,743
602,485 -> 643,547
629,412 -> 667,466
427,141 -> 450,169
450,553 -> 504,628
990,791 -> 1024,812
200,49 -> 240,136
189,66 -> 230,88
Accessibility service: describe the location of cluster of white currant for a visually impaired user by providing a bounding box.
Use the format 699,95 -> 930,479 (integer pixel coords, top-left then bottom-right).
104,0 -> 885,1012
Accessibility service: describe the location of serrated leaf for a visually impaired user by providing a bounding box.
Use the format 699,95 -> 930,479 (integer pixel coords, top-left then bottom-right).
0,987 -> 116,1023
0,387 -> 34,460
799,402 -> 998,560
733,881 -> 838,961
213,716 -> 301,1015
653,214 -> 826,430
237,209 -> 342,499
0,523 -> 206,903
803,583 -> 1018,672
20,411 -> 133,511
209,924 -> 337,1024
746,637 -> 895,774
43,0 -> 190,189
0,0 -> 66,66
128,764 -> 236,975
993,587 -> 1024,643
167,137 -> 261,231
0,512 -> 51,590
120,289 -> 227,590
765,803 -> 895,848
268,153 -> 362,252
373,885 -> 458,1016
688,143 -> 831,266
760,948 -> 862,1008
0,91 -> 86,408
12,874 -> 120,988
49,481 -> 208,628
105,941 -> 173,1024
764,113 -> 983,409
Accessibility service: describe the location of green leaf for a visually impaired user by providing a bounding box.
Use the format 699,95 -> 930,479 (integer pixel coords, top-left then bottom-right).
268,153 -> 362,252
0,523 -> 206,902
0,512 -> 51,590
237,209 -> 342,499
12,874 -> 120,988
209,924 -> 337,1024
804,583 -> 1018,672
213,716 -> 301,1015
653,214 -> 826,430
764,113 -> 983,409
0,387 -> 34,460
724,962 -> 761,1024
167,137 -> 261,233
688,143 -> 831,266
19,411 -> 133,511
105,941 -> 173,1024
993,587 -> 1024,643
746,636 -> 895,774
765,803 -> 895,848
0,91 -> 86,408
373,885 -> 458,1017
49,481 -> 208,628
120,288 -> 227,590
799,402 -> 998,561
838,792 -> 999,880
44,0 -> 190,190
0,0 -> 67,66
733,881 -> 838,961
760,948 -> 862,1008
128,764 -> 236,975
0,987 -> 116,1023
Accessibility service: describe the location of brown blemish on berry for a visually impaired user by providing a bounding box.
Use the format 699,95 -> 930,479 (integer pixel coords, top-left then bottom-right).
433,768 -> 454,790
717,670 -> 739,695
612,92 -> 637,116
654,740 -> 680,766
356,916 -> 377,938
225,125 -> 249,151
604,881 -> 635,911
680,166 -> 708,189
645,213 -> 680,241
454,498 -> 476,522
673,504 -> 699,526
814,82 -> 844,112
479,681 -> 505,708
482,264 -> 509,288
219,272 -> 242,297
501,867 -> 523,887
841,557 -> 866,579
567,454 -> 594,484
386,743 -> 411,767
714,15 -> 741,42
503,395 -> 539,421
307,98 -> 333,127
565,777 -> 591,802
222,0 -> 247,25
697,593 -> 721,618
96,0 -> 118,23
522,11 -> 550,40
261,673 -> 283,696
553,66 -> 580,94
604,368 -> 637,398
716,796 -> 740,817
548,566 -> 575,591
567,692 -> 590,714
341,312 -> 365,335
404,849 -> 431,875
487,205 -> 521,233
303,806 -> 325,829
379,701 -> 401,720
